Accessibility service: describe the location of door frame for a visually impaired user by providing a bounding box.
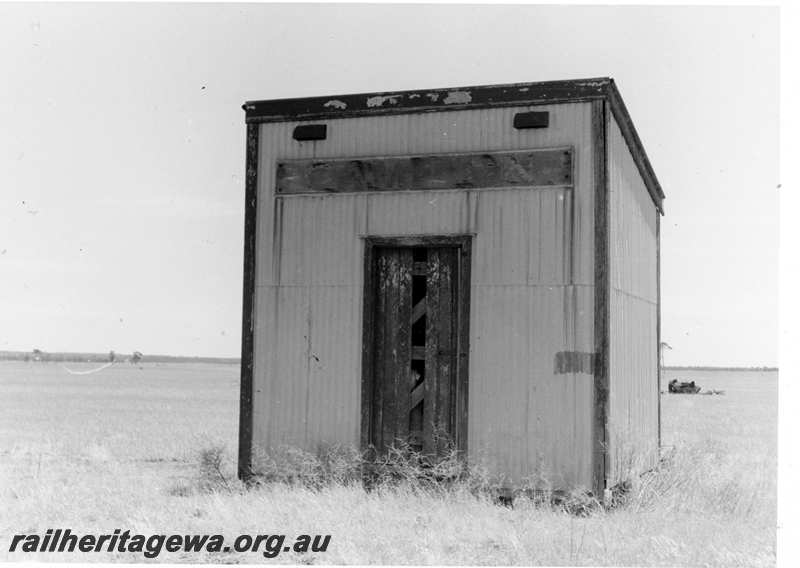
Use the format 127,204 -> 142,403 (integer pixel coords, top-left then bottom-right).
360,234 -> 472,457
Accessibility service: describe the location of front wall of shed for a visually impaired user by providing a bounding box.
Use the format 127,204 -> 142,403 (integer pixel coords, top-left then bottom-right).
251,103 -> 597,488
607,115 -> 659,484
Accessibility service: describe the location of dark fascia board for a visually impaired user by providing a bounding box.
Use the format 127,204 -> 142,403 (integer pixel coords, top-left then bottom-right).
243,77 -> 664,213
243,77 -> 610,123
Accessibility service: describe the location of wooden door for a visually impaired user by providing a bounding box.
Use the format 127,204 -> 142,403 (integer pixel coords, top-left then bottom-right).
362,238 -> 470,457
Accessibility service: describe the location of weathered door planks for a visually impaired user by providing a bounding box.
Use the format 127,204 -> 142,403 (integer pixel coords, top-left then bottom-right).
373,249 -> 413,452
365,241 -> 468,457
424,248 -> 458,454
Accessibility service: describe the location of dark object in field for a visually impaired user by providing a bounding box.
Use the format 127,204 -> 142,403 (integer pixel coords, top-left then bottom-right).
668,379 -> 701,394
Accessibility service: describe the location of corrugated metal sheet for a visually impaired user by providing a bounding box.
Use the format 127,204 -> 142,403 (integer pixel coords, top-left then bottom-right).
469,284 -> 594,487
364,190 -> 471,237
251,102 -> 597,489
607,114 -> 659,484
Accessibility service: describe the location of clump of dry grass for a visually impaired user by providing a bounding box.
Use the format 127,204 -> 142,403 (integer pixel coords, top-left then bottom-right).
252,444 -> 363,489
245,441 -> 603,517
363,442 -> 467,489
251,442 -> 467,490
621,443 -> 774,522
198,445 -> 232,493
247,440 -> 512,503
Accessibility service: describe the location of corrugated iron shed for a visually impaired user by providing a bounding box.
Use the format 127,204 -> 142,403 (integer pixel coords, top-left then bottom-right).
239,77 -> 664,497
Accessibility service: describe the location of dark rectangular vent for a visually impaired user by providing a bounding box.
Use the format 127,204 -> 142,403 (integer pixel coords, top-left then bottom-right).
293,124 -> 327,141
513,111 -> 549,130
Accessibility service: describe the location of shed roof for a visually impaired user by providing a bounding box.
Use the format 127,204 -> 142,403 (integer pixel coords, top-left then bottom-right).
243,77 -> 664,213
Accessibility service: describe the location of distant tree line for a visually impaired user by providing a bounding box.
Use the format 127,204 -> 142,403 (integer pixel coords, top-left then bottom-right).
664,365 -> 778,372
0,349 -> 144,363
0,350 -> 238,365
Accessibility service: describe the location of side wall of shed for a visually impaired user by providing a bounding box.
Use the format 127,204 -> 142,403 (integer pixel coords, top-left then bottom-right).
251,103 -> 597,489
606,113 -> 660,485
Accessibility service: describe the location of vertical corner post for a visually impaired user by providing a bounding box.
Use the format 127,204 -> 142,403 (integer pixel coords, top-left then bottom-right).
238,122 -> 259,481
592,99 -> 610,497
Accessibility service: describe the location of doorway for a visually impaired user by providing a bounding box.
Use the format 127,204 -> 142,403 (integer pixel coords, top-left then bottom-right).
361,236 -> 471,457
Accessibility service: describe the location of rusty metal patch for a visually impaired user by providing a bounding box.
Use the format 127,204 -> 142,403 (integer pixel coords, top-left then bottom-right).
554,351 -> 597,375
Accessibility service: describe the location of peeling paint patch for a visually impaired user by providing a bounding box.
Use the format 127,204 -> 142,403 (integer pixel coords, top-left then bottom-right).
408,93 -> 421,99
443,91 -> 472,105
426,92 -> 440,102
554,351 -> 596,375
366,95 -> 401,108
519,87 -> 529,92
323,99 -> 347,110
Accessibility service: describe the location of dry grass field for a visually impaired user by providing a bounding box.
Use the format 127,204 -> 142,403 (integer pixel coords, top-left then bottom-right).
0,361 -> 776,565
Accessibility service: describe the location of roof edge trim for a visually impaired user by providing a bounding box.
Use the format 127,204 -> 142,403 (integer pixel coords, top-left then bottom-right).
243,77 -> 611,123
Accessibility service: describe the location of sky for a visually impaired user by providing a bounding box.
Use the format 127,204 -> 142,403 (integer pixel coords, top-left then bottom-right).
0,3 -> 779,365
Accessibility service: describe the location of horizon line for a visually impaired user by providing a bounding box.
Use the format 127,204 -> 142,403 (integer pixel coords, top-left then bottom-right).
0,349 -> 778,370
